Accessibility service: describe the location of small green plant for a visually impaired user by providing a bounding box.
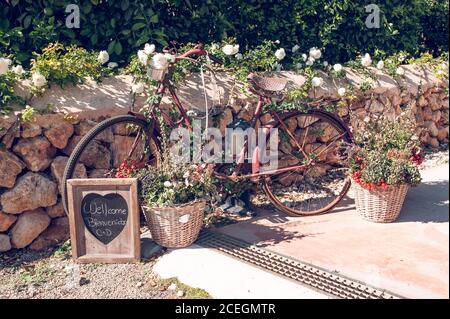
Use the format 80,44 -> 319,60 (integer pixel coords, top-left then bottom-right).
52,240 -> 71,258
0,60 -> 25,114
19,105 -> 37,123
30,43 -> 111,91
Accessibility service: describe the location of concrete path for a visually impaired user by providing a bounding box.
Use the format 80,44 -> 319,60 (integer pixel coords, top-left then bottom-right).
216,164 -> 449,299
153,164 -> 448,299
154,244 -> 329,299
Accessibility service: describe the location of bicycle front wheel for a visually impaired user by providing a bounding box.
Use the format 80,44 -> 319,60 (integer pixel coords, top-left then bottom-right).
262,110 -> 352,216
61,115 -> 160,214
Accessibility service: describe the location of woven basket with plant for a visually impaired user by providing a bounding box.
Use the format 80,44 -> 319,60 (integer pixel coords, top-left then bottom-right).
135,141 -> 219,248
348,112 -> 423,223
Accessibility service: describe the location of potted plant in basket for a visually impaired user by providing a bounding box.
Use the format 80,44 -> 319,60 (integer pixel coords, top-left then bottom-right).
135,145 -> 219,248
348,112 -> 423,223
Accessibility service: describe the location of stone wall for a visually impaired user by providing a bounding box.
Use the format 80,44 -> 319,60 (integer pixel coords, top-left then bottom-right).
0,64 -> 448,252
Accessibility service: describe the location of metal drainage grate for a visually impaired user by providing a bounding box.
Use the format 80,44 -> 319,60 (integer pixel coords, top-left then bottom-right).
196,230 -> 403,299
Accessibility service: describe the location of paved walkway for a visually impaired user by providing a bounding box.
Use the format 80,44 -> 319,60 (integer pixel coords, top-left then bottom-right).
154,164 -> 448,299
216,164 -> 449,299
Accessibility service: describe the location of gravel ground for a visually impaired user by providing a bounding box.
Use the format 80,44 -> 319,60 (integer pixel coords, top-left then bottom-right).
0,239 -> 208,299
420,148 -> 449,170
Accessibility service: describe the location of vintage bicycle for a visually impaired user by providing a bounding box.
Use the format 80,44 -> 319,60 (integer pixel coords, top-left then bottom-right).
62,43 -> 353,216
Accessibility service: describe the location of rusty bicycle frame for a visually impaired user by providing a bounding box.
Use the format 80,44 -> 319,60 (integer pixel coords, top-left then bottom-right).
130,43 -> 350,185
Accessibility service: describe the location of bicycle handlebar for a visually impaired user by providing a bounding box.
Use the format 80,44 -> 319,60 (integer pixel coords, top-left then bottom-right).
174,42 -> 223,65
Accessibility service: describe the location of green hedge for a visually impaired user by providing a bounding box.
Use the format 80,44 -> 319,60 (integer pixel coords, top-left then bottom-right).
1,0 -> 448,64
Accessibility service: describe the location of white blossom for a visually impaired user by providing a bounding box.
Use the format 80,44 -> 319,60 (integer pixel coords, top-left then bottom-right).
302,53 -> 308,62
164,53 -> 176,63
311,76 -> 323,87
235,53 -> 243,60
361,53 -> 372,67
274,40 -> 280,44
32,73 -> 47,87
292,45 -> 300,53
338,87 -> 346,96
275,48 -> 286,60
137,50 -> 148,65
222,44 -> 239,55
97,50 -> 109,64
306,57 -> 315,66
333,63 -> 343,72
398,55 -> 406,62
151,53 -> 169,69
376,60 -> 384,70
107,62 -> 118,69
309,47 -> 322,60
323,61 -> 329,67
132,82 -> 145,94
0,58 -> 12,75
163,181 -> 172,187
12,65 -> 24,76
144,43 -> 155,55
396,67 -> 405,76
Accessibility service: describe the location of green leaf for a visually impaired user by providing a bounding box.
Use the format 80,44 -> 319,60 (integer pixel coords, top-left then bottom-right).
150,14 -> 158,24
132,22 -> 146,31
114,41 -> 123,55
107,40 -> 116,54
23,15 -> 32,29
121,0 -> 130,11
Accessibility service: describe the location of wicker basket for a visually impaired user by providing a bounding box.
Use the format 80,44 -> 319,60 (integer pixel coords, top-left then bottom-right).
142,200 -> 205,248
352,182 -> 409,223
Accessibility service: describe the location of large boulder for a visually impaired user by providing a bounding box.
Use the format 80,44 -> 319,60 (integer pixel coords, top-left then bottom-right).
10,208 -> 51,248
21,122 -> 42,138
75,120 -> 113,142
43,121 -> 74,149
0,172 -> 58,214
0,211 -> 17,232
30,217 -> 69,250
0,234 -> 11,252
50,156 -> 87,193
12,136 -> 56,172
0,150 -> 25,188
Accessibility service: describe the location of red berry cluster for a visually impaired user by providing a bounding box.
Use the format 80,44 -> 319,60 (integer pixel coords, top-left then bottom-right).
115,160 -> 146,178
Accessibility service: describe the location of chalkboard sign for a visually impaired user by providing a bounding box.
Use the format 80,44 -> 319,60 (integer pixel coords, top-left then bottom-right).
67,179 -> 140,263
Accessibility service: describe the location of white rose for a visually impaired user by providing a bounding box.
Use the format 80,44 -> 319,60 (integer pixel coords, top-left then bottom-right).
302,53 -> 308,62
361,53 -> 372,67
98,50 -> 109,64
137,50 -> 148,65
311,76 -> 323,87
306,57 -> 315,66
151,53 -> 168,69
235,53 -> 243,60
398,55 -> 405,62
12,65 -> 24,76
275,48 -> 286,60
333,63 -> 343,72
107,62 -> 118,69
0,58 -> 12,75
132,82 -> 145,94
144,43 -> 155,55
292,45 -> 300,53
164,53 -> 176,63
338,87 -> 346,96
232,44 -> 239,55
309,47 -> 322,60
376,60 -> 384,70
222,44 -> 235,56
274,40 -> 280,44
323,61 -> 329,67
164,181 -> 172,187
396,67 -> 405,76
32,73 -> 47,87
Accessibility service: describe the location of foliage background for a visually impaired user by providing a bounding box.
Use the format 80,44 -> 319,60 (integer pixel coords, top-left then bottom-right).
1,0 -> 448,65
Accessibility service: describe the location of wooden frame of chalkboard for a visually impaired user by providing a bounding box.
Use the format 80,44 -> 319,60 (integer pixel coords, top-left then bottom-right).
67,178 -> 140,263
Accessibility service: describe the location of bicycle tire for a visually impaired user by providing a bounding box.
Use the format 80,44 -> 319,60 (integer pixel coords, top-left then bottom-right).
61,114 -> 159,214
262,109 -> 353,216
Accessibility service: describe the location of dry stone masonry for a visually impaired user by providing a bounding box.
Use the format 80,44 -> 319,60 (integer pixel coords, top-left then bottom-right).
0,64 -> 448,252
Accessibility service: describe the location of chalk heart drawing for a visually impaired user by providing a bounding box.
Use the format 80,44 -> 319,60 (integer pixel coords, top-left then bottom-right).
81,193 -> 129,244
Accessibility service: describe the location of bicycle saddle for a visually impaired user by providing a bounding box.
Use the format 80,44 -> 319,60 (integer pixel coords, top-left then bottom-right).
247,73 -> 288,99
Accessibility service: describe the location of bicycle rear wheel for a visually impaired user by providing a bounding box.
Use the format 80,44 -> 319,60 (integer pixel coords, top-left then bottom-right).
61,115 -> 160,214
262,110 -> 352,216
